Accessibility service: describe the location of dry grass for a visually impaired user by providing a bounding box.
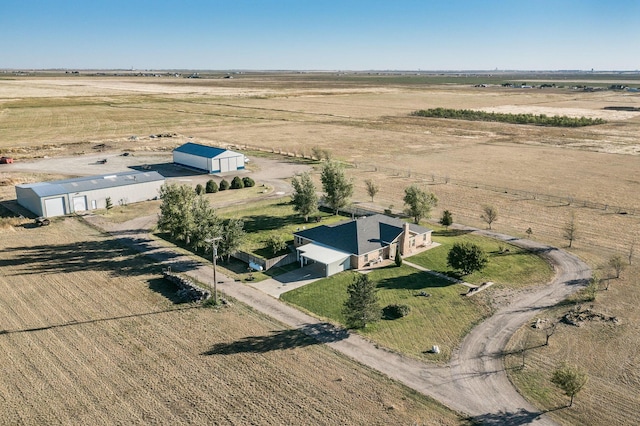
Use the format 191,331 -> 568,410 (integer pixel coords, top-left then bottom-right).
504,265 -> 640,425
1,74 -> 640,422
0,217 -> 462,425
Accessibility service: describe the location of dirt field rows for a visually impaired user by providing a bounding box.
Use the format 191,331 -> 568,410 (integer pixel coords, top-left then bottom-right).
2,74 -> 640,424
0,218 -> 461,425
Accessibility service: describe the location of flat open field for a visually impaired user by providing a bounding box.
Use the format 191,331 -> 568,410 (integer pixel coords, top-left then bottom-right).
1,73 -> 639,424
0,217 -> 461,425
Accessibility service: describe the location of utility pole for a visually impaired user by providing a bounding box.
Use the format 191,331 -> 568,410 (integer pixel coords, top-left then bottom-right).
206,236 -> 222,304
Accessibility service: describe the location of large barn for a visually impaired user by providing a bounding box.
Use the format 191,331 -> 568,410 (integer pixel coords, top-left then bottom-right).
173,143 -> 246,174
15,171 -> 165,218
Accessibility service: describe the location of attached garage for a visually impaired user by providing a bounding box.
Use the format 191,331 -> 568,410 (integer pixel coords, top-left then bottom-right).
16,171 -> 165,218
296,243 -> 351,277
173,142 -> 246,174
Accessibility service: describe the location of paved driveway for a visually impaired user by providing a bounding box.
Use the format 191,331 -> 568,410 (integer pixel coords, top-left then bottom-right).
247,264 -> 325,298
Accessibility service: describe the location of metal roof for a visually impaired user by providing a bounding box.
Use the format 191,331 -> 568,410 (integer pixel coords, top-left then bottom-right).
294,214 -> 431,256
17,171 -> 165,198
297,243 -> 351,265
173,142 -> 230,158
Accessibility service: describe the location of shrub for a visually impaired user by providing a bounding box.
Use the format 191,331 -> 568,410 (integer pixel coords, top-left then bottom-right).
195,184 -> 205,195
206,179 -> 218,193
266,234 -> 287,256
383,304 -> 411,319
395,252 -> 403,267
242,176 -> 255,187
230,176 -> 244,189
219,179 -> 230,191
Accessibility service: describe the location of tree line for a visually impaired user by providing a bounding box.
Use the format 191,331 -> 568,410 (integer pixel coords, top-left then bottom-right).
411,107 -> 607,127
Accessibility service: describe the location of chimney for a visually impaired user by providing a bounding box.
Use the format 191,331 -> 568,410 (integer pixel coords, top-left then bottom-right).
399,222 -> 411,256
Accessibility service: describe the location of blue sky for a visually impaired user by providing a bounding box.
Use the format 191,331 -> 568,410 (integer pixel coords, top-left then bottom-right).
1,0 -> 638,70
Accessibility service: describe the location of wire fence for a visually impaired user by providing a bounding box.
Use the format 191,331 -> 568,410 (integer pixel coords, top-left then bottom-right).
236,142 -> 638,217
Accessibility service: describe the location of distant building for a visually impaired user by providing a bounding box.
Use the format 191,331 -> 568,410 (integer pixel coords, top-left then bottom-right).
173,142 -> 246,174
15,171 -> 164,218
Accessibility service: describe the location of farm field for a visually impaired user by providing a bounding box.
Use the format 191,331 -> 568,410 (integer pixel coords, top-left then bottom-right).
1,72 -> 640,424
0,217 -> 462,425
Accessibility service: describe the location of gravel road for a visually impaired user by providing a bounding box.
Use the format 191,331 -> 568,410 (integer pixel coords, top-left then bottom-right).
87,213 -> 590,425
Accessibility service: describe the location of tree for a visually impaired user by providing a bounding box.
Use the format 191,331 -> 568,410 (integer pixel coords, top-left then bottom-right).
219,179 -> 230,191
195,183 -> 205,195
343,274 -> 381,329
105,196 -> 113,212
321,160 -> 353,215
480,205 -> 498,230
585,272 -> 599,301
190,196 -> 222,253
157,183 -> 196,244
563,212 -> 578,248
440,210 -> 453,229
551,363 -> 588,407
266,234 -> 287,256
447,242 -> 488,275
230,176 -> 244,189
364,179 -> 379,202
291,172 -> 318,222
608,254 -> 626,279
218,218 -> 245,262
543,321 -> 558,346
205,179 -> 218,193
526,227 -> 533,238
403,185 -> 438,224
242,176 -> 255,187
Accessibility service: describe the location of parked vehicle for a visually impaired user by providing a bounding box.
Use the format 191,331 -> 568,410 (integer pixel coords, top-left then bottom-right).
0,156 -> 14,164
35,217 -> 50,226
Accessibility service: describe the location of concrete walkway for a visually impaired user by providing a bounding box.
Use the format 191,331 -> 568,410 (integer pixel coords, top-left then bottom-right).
87,214 -> 590,425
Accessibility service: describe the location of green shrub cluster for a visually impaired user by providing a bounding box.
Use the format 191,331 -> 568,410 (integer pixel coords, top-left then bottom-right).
383,304 -> 411,319
411,107 -> 606,127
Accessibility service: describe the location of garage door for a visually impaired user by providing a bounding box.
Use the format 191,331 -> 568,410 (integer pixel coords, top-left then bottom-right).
73,196 -> 87,212
44,197 -> 65,217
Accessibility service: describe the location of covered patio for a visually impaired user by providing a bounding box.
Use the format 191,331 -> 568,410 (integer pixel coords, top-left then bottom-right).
296,243 -> 351,277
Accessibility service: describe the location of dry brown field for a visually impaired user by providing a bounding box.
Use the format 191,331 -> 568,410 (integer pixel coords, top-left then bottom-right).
1,73 -> 640,424
0,217 -> 461,425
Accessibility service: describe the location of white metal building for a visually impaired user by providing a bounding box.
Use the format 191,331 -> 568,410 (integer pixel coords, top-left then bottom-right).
173,142 -> 246,174
15,171 -> 165,218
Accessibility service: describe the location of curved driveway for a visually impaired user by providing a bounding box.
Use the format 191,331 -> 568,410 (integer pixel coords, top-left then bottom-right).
96,213 -> 590,425
78,153 -> 590,424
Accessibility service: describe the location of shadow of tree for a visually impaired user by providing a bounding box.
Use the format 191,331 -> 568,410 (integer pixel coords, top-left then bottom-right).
0,236 -> 199,278
468,408 -> 545,425
202,322 -> 349,355
376,268 -> 456,290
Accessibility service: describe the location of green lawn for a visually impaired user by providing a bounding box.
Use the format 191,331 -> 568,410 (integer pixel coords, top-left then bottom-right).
407,229 -> 553,287
281,266 -> 492,361
218,198 -> 345,257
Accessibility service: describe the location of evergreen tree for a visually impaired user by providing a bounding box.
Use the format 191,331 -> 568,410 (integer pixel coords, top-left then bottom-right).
343,274 -> 381,329
440,210 -> 453,229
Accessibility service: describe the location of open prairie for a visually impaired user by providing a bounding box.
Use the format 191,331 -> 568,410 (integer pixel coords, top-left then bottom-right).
0,217 -> 461,425
1,73 -> 640,424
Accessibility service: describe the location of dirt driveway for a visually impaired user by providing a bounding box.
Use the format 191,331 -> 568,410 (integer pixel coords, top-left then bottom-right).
5,151 -> 311,195
88,211 -> 589,426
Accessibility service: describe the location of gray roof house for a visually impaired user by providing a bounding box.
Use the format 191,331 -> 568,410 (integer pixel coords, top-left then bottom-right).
15,171 -> 165,218
293,214 -> 432,277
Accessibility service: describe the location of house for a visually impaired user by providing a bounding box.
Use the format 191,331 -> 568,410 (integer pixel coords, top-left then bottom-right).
172,142 -> 246,174
15,171 -> 165,218
293,214 -> 432,277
